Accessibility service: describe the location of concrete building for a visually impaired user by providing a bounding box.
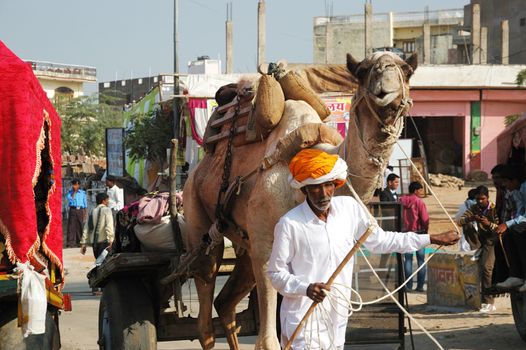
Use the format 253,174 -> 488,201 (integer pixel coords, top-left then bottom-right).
460,0 -> 526,64
314,8 -> 465,65
99,75 -> 163,106
28,60 -> 96,101
188,56 -> 221,75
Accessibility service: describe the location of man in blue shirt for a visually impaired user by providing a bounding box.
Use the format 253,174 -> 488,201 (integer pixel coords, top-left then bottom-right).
66,178 -> 87,248
496,165 -> 526,292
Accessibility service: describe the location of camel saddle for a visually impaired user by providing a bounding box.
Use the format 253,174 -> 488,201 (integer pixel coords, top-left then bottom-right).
203,88 -> 269,153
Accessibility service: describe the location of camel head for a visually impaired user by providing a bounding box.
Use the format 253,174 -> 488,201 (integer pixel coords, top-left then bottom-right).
346,51 -> 417,124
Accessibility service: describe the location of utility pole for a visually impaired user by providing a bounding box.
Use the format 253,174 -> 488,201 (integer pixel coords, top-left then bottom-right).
226,2 -> 233,74
501,20 -> 509,64
471,3 -> 481,64
364,1 -> 372,59
173,0 -> 180,138
170,0 -> 184,316
257,0 -> 266,67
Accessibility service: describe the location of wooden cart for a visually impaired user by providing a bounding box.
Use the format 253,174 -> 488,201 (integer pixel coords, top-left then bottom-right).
88,247 -> 259,349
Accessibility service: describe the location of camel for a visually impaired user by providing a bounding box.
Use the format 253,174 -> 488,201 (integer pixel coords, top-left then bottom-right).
182,51 -> 418,350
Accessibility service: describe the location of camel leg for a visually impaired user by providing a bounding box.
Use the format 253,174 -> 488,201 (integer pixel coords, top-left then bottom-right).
251,253 -> 280,350
183,174 -> 224,349
193,240 -> 224,350
214,251 -> 256,350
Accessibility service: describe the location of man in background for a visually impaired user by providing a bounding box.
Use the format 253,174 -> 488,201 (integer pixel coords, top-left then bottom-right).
400,181 -> 429,292
80,193 -> 114,259
380,173 -> 400,202
454,188 -> 478,252
66,178 -> 87,248
106,175 -> 124,216
457,185 -> 499,313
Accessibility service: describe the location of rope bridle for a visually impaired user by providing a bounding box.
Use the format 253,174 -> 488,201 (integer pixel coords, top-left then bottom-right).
343,59 -> 413,191
347,61 -> 413,156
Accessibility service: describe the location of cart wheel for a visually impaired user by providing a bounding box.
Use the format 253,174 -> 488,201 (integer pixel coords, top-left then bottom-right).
98,278 -> 157,350
0,305 -> 60,350
511,292 -> 526,342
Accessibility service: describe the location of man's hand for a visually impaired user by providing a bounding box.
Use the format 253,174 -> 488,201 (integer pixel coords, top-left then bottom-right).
496,223 -> 508,235
466,215 -> 476,222
80,245 -> 87,255
430,230 -> 460,246
307,282 -> 330,303
476,216 -> 490,227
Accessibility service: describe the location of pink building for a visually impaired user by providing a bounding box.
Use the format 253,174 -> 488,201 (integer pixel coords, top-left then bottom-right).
408,65 -> 526,177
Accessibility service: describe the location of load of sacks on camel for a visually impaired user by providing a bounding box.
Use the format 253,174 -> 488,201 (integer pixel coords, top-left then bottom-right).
203,65 -> 339,152
133,68 -> 346,253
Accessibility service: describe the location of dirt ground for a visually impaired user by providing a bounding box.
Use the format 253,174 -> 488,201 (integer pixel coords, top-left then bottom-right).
58,183 -> 526,350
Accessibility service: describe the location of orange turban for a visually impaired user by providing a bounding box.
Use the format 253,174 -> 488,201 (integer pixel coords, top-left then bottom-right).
288,149 -> 347,189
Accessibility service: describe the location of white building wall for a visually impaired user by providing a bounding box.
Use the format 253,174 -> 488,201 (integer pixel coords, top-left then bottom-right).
36,78 -> 84,100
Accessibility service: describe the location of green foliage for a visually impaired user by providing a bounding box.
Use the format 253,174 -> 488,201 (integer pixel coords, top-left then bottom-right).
54,94 -> 123,156
124,108 -> 174,163
505,114 -> 520,127
517,69 -> 526,87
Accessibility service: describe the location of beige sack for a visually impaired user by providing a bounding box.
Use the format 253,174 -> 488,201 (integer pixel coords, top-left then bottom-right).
262,123 -> 343,169
134,215 -> 176,252
278,71 -> 331,121
254,75 -> 285,129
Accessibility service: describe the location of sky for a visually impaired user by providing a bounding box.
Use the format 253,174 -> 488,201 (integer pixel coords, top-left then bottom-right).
0,0 -> 468,89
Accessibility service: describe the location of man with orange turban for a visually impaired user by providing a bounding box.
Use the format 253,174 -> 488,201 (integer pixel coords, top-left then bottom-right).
268,149 -> 458,350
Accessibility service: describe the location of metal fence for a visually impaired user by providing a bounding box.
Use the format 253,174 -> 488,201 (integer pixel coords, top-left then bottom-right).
314,8 -> 463,26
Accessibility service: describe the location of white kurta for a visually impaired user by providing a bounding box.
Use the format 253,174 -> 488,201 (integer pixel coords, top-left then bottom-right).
107,185 -> 124,211
267,196 -> 430,349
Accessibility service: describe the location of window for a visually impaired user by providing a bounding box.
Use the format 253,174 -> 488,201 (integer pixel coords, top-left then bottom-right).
54,86 -> 74,104
520,18 -> 525,27
403,41 -> 415,53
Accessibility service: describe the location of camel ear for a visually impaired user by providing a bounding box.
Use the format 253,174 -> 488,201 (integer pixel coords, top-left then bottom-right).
403,53 -> 418,78
346,53 -> 361,75
346,53 -> 365,82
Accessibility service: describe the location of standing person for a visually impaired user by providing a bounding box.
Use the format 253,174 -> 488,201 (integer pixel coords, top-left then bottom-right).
457,185 -> 499,313
106,175 -> 124,215
267,149 -> 459,349
66,178 -> 87,248
491,164 -> 513,283
399,181 -> 429,292
454,188 -> 478,252
496,165 -> 526,292
379,173 -> 400,202
383,165 -> 394,188
80,193 -> 114,259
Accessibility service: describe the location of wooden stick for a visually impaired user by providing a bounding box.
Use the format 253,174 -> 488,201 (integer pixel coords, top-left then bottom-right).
169,139 -> 185,318
499,234 -> 510,268
284,224 -> 375,350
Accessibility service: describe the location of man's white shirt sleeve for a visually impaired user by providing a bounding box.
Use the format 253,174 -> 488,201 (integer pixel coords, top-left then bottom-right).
268,219 -> 311,297
353,199 -> 430,253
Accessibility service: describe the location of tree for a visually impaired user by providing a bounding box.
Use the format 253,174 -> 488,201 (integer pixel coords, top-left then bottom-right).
517,69 -> 526,87
124,107 -> 174,164
505,70 -> 526,127
54,94 -> 123,156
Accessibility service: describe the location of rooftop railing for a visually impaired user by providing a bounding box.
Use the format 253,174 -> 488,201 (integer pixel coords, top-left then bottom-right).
27,60 -> 97,82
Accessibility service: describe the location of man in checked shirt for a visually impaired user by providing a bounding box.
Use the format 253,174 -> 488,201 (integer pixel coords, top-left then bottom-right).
457,185 -> 499,313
